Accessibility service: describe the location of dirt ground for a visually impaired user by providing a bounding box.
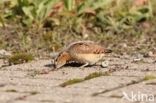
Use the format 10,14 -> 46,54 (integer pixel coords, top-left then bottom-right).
0,54 -> 156,103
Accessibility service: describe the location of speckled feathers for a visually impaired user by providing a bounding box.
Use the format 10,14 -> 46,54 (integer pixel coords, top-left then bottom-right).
54,41 -> 111,68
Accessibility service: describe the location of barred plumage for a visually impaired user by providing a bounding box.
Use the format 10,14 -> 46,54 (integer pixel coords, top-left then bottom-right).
54,41 -> 111,68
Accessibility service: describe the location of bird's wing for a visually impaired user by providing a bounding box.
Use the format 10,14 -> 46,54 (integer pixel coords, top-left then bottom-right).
68,42 -> 106,54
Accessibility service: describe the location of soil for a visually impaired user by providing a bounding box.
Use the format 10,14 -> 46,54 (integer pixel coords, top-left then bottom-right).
0,54 -> 155,103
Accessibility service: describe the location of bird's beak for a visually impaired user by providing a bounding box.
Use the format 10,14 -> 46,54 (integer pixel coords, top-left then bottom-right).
55,64 -> 62,69
54,62 -> 65,69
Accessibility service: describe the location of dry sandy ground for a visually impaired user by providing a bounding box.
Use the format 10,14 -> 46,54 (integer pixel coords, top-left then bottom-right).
0,55 -> 156,103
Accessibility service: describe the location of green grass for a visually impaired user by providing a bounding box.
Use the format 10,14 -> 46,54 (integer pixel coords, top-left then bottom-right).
0,0 -> 156,56
84,72 -> 110,80
59,78 -> 84,87
59,72 -> 110,87
30,91 -> 39,95
5,89 -> 17,92
8,53 -> 34,65
144,75 -> 156,81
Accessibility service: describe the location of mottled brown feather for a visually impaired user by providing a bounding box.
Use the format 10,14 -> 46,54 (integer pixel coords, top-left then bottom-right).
66,41 -> 106,54
54,41 -> 111,68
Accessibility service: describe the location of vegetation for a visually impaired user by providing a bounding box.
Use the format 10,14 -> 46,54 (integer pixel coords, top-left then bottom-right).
5,89 -> 18,92
144,74 -> 156,81
0,0 -> 156,56
59,78 -> 83,87
8,52 -> 34,65
59,71 -> 110,87
84,72 -> 110,80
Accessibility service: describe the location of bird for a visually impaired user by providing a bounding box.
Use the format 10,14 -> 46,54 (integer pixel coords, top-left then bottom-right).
54,41 -> 112,69
54,51 -> 73,69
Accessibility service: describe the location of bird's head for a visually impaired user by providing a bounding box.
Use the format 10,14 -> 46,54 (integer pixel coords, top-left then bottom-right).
54,51 -> 71,69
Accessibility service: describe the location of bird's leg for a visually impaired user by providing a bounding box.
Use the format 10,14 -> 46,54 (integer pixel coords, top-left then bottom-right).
95,62 -> 102,66
80,62 -> 89,69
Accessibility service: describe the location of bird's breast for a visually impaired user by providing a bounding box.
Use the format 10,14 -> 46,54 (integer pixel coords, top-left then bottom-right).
72,53 -> 105,64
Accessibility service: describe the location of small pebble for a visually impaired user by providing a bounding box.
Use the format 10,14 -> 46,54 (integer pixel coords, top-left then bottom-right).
133,58 -> 142,62
101,61 -> 109,68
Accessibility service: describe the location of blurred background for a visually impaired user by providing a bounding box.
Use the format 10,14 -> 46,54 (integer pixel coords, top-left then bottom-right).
0,0 -> 156,62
